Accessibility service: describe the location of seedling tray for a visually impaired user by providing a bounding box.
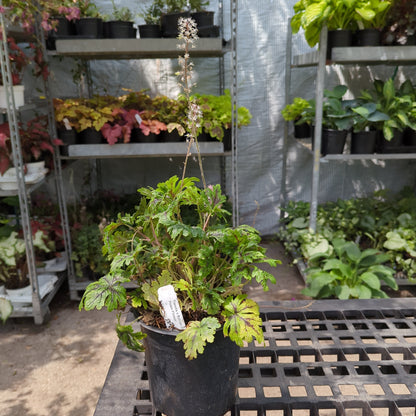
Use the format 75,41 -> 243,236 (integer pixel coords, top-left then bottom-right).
94,299 -> 416,416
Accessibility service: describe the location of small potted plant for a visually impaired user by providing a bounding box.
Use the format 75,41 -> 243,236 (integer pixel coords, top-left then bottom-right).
282,97 -> 313,138
74,0 -> 104,38
0,37 -> 28,109
349,101 -> 389,154
188,0 -> 218,37
107,0 -> 136,38
138,2 -> 163,38
80,17 -> 280,416
158,0 -> 189,37
353,0 -> 393,46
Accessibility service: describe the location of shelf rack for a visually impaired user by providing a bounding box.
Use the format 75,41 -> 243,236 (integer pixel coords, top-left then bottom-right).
49,0 -> 239,300
283,24 -> 416,232
0,14 -> 73,323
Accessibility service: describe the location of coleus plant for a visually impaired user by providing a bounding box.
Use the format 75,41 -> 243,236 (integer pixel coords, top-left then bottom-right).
79,17 -> 278,360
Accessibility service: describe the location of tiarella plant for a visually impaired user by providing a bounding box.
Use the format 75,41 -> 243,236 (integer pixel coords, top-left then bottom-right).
80,17 -> 278,360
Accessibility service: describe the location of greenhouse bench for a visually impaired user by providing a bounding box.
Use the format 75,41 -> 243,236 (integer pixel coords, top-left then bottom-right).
94,298 -> 416,416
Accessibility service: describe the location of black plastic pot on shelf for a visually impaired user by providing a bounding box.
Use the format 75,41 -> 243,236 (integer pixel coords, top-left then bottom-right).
58,128 -> 78,156
312,128 -> 347,155
294,122 -> 311,139
108,21 -> 135,38
353,29 -> 381,46
76,17 -> 103,38
140,321 -> 240,416
327,30 -> 353,59
130,128 -> 158,143
78,128 -> 104,144
376,129 -> 404,153
161,12 -> 190,37
190,11 -> 218,37
138,24 -> 162,38
160,130 -> 185,142
351,130 -> 378,154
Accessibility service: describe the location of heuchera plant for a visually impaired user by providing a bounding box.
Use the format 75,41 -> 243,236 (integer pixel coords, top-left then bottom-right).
79,17 -> 279,360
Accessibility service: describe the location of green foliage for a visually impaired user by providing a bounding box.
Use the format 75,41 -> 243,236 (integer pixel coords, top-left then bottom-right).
80,176 -> 279,358
110,0 -> 135,21
176,317 -> 220,359
302,238 -> 397,299
291,0 -> 393,47
0,297 -> 12,323
278,188 -> 416,297
282,97 -> 312,122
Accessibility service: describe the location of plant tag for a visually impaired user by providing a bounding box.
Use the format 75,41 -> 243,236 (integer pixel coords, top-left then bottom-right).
63,117 -> 72,130
135,113 -> 143,125
158,285 -> 186,330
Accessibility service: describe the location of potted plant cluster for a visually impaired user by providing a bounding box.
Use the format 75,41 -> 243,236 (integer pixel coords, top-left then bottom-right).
53,90 -> 252,147
290,77 -> 416,154
137,0 -> 218,38
278,186 -> 416,298
80,17 -> 280,416
0,116 -> 62,187
291,0 -> 393,55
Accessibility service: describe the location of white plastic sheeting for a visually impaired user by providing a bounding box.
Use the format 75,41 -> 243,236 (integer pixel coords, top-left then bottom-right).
38,0 -> 416,235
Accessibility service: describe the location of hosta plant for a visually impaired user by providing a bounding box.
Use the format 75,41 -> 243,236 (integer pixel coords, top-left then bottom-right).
302,238 -> 397,299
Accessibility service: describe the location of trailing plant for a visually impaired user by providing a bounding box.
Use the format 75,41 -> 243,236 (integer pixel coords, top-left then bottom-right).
79,17 -> 280,360
302,238 -> 398,299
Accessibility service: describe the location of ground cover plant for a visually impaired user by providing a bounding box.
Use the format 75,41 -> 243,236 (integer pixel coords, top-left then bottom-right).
278,187 -> 416,299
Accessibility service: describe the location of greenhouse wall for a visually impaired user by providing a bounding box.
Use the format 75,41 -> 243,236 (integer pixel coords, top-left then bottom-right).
35,0 -> 416,235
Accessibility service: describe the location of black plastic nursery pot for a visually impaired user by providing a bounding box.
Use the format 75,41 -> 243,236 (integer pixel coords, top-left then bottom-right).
294,122 -> 311,138
108,21 -> 135,38
351,130 -> 378,154
312,128 -> 347,155
161,12 -> 190,38
327,30 -> 352,58
376,129 -> 404,153
140,322 -> 240,416
353,29 -> 381,46
138,24 -> 162,38
78,128 -> 104,144
58,128 -> 77,156
75,17 -> 103,38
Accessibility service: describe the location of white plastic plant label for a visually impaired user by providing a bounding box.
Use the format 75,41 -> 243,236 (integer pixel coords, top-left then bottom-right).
135,113 -> 143,125
157,285 -> 186,330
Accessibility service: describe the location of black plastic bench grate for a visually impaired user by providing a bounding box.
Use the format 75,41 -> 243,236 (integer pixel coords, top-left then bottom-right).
93,299 -> 416,416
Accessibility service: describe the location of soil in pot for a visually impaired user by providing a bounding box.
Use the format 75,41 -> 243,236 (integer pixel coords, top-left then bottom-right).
351,130 -> 378,154
354,29 -> 381,46
140,321 -> 240,416
138,24 -> 161,38
327,30 -> 353,59
161,12 -> 190,37
75,17 -> 103,38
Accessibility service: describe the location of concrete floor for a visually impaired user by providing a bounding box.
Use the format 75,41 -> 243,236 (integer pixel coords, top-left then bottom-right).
0,240 -> 306,416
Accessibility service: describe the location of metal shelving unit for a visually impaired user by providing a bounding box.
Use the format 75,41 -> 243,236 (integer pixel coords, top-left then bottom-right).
50,0 -> 239,300
0,14 -> 73,323
283,24 -> 416,232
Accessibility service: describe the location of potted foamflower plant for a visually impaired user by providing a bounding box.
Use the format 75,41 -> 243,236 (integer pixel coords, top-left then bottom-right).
80,17 -> 280,416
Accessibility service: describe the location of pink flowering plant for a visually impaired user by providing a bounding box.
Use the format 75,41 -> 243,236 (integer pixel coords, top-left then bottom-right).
79,18 -> 279,360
